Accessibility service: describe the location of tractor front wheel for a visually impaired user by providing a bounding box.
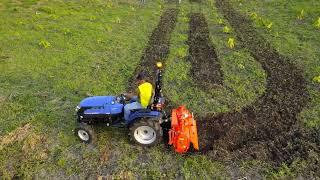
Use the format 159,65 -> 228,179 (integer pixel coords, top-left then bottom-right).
74,123 -> 96,144
130,118 -> 162,147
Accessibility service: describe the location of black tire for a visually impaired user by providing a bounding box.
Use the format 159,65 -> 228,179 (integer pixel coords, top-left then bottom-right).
74,123 -> 96,144
129,118 -> 162,147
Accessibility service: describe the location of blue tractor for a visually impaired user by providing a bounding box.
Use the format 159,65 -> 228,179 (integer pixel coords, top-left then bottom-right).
74,62 -> 166,147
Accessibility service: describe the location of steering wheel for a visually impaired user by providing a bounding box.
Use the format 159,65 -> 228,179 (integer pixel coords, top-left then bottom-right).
117,94 -> 126,105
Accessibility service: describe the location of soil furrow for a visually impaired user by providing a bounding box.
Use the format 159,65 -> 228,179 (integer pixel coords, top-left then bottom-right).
195,0 -> 316,165
187,13 -> 223,89
127,8 -> 179,91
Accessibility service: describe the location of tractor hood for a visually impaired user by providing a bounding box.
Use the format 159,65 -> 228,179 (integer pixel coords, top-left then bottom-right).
79,96 -> 115,107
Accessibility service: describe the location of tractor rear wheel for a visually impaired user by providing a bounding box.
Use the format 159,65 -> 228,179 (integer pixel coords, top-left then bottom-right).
74,123 -> 96,144
130,118 -> 162,147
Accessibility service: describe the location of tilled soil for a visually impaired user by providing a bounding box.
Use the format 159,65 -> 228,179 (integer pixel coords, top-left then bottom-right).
187,13 -> 223,89
123,1 -> 319,169
127,8 -> 179,91
195,0 -> 319,166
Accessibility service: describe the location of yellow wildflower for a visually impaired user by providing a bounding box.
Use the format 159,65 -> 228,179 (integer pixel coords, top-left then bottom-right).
297,9 -> 304,20
39,40 -> 51,48
238,64 -> 245,69
250,12 -> 258,20
315,17 -> 320,28
227,38 -> 235,49
313,76 -> 320,83
267,22 -> 273,29
223,26 -> 231,33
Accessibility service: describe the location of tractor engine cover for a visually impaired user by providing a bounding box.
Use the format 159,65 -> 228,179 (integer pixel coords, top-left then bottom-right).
168,106 -> 199,153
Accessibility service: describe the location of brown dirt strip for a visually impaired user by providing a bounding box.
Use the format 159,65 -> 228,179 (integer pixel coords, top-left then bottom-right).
187,13 -> 223,89
195,0 -> 319,166
127,8 -> 179,92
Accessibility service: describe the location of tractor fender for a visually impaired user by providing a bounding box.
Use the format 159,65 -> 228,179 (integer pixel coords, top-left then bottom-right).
126,111 -> 162,127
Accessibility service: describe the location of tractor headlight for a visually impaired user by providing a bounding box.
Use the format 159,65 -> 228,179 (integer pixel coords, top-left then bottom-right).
75,105 -> 80,112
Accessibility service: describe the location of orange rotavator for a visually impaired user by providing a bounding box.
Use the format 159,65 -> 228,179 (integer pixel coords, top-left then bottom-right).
169,106 -> 199,153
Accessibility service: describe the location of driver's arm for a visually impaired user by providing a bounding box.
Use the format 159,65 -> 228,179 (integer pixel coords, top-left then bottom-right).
124,92 -> 135,100
124,88 -> 139,100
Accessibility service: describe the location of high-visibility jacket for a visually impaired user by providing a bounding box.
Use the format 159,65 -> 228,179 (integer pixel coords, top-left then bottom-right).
137,82 -> 153,108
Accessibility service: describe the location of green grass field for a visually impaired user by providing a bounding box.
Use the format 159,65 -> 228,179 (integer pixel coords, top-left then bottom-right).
229,0 -> 320,129
0,0 -> 319,179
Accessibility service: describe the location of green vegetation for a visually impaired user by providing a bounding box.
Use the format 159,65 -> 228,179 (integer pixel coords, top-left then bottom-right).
164,0 -> 266,115
228,0 -> 320,178
182,155 -> 228,179
0,0 -> 166,178
0,0 -> 319,179
229,0 -> 320,128
0,0 -> 228,178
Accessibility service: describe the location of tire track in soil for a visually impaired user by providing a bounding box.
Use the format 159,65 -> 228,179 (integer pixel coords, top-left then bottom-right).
187,13 -> 223,90
127,8 -> 179,92
195,0 -> 319,166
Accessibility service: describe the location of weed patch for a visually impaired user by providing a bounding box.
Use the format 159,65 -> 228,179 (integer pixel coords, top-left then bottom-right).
22,132 -> 49,161
0,123 -> 32,150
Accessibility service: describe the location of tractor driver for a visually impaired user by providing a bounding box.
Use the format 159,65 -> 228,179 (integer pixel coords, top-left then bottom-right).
123,71 -> 153,121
